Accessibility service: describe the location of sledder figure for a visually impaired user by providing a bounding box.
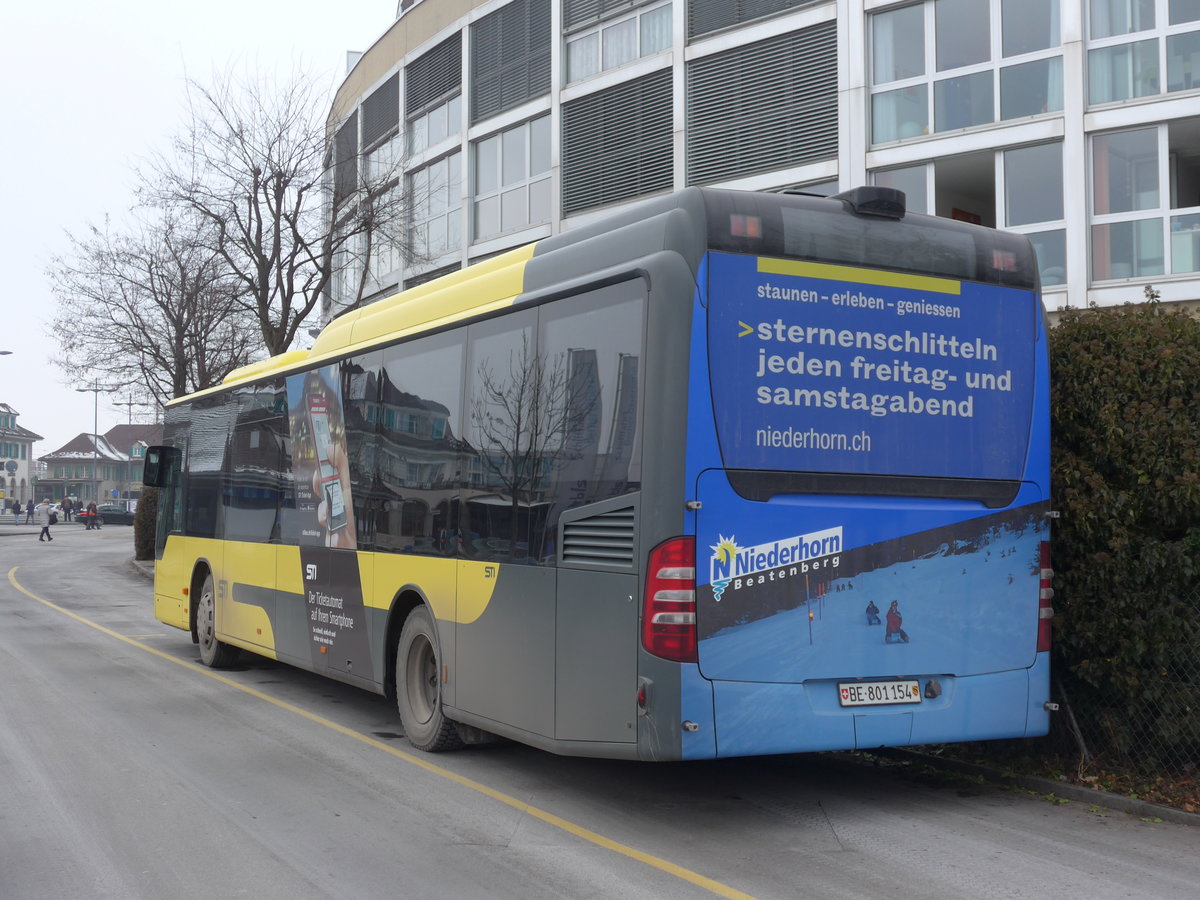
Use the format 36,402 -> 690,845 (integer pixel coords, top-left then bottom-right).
865,600 -> 881,625
885,601 -> 909,643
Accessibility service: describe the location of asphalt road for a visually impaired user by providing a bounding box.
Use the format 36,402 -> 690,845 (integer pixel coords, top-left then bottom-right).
1,525 -> 1196,900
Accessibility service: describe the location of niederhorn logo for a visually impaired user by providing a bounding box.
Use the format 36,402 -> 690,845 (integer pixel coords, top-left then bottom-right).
305,563 -> 318,581
709,527 -> 843,601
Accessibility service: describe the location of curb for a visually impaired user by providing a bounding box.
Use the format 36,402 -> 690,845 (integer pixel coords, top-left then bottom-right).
0,522 -> 90,537
872,747 -> 1200,828
129,558 -> 155,580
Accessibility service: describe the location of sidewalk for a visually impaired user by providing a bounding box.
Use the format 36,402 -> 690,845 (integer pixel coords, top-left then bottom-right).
0,520 -> 89,537
0,526 -> 42,537
872,747 -> 1200,828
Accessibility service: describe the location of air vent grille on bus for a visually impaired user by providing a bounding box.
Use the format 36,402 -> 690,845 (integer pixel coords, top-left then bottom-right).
561,506 -> 636,568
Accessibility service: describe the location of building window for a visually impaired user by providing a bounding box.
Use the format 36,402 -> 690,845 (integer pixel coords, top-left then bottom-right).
407,34 -> 463,156
409,95 -> 462,157
1004,143 -> 1067,287
870,0 -> 1062,144
408,152 -> 463,261
472,116 -> 551,241
368,184 -> 405,279
1089,39 -> 1160,101
871,143 -> 1068,287
873,165 -> 929,215
1087,0 -> 1200,105
936,0 -> 990,71
1090,121 -> 1200,280
934,72 -> 994,130
565,3 -> 671,84
1167,29 -> 1200,89
1091,0 -> 1156,38
1003,0 -> 1062,55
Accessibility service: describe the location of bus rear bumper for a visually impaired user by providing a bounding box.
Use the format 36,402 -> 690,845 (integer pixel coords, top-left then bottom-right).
709,652 -> 1051,758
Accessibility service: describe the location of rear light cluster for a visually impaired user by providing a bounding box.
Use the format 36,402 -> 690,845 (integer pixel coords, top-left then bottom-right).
1038,541 -> 1054,652
642,537 -> 698,663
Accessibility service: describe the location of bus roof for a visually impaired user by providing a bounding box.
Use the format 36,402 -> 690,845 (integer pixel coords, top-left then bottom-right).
184,187 -> 1037,405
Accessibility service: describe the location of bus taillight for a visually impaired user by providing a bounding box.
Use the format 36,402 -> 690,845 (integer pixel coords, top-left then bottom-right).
1038,541 -> 1054,652
643,537 -> 698,663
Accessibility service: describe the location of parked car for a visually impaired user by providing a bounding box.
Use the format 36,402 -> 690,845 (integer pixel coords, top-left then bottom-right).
94,504 -> 136,526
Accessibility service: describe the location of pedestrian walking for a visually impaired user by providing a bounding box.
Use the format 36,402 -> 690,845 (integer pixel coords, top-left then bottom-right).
25,499 -> 34,524
10,499 -> 18,525
62,497 -> 73,522
35,498 -> 54,542
85,500 -> 99,530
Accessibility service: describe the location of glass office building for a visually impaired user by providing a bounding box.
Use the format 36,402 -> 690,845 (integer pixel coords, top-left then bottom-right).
324,0 -> 1200,317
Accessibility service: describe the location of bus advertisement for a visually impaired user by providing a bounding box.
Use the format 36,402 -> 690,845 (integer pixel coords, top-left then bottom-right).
144,186 -> 1052,761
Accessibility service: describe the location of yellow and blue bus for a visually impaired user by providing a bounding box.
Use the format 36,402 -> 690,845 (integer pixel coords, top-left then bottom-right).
144,187 -> 1053,760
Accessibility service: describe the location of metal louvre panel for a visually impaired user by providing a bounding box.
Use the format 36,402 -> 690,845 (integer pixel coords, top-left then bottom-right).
406,34 -> 461,115
362,74 -> 399,148
564,0 -> 638,30
403,262 -> 462,289
561,506 -> 636,568
334,111 -> 359,208
688,0 -> 823,40
686,22 -> 837,186
561,69 -> 673,215
470,0 -> 551,124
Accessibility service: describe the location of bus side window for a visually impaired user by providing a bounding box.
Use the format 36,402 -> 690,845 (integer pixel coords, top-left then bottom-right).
376,332 -> 466,556
534,281 -> 645,562
464,311 -> 538,562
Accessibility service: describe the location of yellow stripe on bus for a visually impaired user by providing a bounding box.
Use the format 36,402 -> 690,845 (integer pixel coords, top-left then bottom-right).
757,257 -> 962,295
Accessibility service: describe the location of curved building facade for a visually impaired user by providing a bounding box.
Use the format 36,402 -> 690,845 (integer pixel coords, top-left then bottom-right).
325,0 -> 1200,318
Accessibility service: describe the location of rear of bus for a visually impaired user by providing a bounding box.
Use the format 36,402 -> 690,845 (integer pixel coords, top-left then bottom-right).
656,189 -> 1051,759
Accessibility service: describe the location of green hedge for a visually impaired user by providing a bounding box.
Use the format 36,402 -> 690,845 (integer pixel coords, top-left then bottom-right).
1049,294 -> 1200,767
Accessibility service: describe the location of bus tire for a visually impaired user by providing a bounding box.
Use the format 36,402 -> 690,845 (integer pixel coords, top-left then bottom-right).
396,606 -> 462,752
196,573 -> 240,668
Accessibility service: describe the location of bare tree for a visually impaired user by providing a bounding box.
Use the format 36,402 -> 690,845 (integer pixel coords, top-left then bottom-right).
48,205 -> 258,405
149,67 -> 416,356
469,334 -> 601,556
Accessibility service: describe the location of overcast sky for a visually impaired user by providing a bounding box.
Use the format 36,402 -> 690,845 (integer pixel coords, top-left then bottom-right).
0,0 -> 395,455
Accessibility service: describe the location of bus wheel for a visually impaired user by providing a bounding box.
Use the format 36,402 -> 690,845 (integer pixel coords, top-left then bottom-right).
196,573 -> 239,668
396,607 -> 462,751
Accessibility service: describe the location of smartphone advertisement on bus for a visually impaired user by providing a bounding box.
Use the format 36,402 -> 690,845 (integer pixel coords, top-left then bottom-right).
286,365 -> 371,679
286,366 -> 356,550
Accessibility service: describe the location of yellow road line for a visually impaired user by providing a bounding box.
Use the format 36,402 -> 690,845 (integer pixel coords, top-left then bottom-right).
6,566 -> 758,900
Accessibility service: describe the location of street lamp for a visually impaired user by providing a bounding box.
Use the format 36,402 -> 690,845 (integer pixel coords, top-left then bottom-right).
113,397 -> 140,425
75,382 -> 127,505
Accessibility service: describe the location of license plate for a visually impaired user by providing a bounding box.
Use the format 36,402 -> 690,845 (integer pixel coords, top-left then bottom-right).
838,680 -> 922,707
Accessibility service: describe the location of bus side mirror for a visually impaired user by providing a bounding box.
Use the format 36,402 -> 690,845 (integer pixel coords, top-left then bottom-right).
142,446 -> 180,487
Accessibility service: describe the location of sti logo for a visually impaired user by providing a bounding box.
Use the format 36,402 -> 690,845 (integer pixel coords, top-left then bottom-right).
305,563 -> 318,581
